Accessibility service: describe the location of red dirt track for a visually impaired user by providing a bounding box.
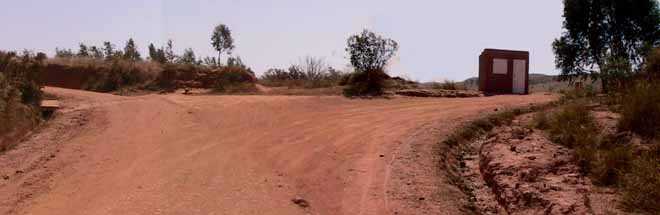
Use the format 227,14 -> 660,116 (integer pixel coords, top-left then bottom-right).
1,87 -> 555,215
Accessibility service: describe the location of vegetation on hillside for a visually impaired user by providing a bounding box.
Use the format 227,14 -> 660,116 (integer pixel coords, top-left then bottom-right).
0,51 -> 45,151
259,57 -> 348,89
44,24 -> 255,94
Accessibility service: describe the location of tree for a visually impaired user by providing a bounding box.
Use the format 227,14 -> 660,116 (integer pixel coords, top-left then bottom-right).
123,38 -> 142,61
211,24 -> 235,62
77,43 -> 89,57
55,48 -> 74,58
346,29 -> 399,72
102,41 -> 122,61
203,56 -> 219,67
553,0 -> 660,91
89,46 -> 104,59
344,29 -> 399,96
148,43 -> 167,64
164,39 -> 177,63
178,48 -> 198,65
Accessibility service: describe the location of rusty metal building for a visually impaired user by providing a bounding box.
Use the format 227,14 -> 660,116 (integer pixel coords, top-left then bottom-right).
479,49 -> 529,94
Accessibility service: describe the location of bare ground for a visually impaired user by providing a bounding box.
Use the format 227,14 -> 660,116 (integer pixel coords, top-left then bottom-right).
0,87 -> 554,215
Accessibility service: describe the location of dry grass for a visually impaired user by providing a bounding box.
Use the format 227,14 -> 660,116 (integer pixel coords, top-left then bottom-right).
618,81 -> 660,138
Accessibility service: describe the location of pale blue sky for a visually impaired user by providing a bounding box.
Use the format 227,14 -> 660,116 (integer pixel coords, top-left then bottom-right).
1,0 -> 563,81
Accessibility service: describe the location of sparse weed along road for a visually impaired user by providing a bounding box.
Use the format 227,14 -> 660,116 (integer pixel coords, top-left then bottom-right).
1,87 -> 555,215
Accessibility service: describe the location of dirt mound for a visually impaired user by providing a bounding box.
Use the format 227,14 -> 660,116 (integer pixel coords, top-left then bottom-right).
462,114 -> 625,215
480,126 -> 591,214
157,64 -> 256,90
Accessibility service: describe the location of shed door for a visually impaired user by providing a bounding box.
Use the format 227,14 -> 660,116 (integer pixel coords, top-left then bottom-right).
512,59 -> 526,94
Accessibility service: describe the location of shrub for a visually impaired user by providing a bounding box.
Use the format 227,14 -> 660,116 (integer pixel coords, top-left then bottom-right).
547,102 -> 599,148
259,57 -> 347,88
618,81 -> 660,138
619,147 -> 660,214
214,66 -> 257,93
590,145 -> 633,185
531,111 -> 550,129
342,69 -> 389,97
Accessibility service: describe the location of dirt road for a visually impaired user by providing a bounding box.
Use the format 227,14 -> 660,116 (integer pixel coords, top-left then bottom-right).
0,87 -> 555,215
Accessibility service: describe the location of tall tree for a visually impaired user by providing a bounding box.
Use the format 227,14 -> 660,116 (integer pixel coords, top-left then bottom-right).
123,38 -> 142,61
211,24 -> 235,62
164,39 -> 177,63
553,0 -> 660,90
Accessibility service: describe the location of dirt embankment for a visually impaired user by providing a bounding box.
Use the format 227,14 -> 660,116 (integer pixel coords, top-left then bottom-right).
0,87 -> 555,215
462,112 -> 624,214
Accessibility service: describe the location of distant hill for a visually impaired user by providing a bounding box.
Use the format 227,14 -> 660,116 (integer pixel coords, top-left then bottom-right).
460,73 -> 572,92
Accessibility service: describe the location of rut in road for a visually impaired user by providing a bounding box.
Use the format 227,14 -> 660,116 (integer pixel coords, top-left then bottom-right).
1,87 -> 555,215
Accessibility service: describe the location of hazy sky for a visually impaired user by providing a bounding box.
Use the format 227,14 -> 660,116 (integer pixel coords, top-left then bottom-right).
1,0 -> 564,81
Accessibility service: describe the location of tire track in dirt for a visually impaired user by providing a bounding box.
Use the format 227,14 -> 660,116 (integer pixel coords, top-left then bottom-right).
3,87 -> 555,215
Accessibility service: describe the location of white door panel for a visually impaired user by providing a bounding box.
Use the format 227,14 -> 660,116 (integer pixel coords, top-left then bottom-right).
513,60 -> 526,94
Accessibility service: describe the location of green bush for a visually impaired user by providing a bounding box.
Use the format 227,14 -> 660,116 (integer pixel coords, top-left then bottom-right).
618,81 -> 660,138
214,66 -> 257,93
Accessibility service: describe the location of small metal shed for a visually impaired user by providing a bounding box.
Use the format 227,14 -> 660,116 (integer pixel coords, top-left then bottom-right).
479,49 -> 529,94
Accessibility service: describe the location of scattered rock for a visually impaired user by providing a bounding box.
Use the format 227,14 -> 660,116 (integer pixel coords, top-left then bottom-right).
291,196 -> 310,208
2,175 -> 9,180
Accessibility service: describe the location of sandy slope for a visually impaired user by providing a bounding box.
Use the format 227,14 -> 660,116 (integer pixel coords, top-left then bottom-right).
0,87 -> 554,215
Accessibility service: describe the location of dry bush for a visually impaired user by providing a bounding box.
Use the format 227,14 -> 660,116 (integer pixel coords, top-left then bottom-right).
0,51 -> 44,151
617,81 -> 660,138
431,80 -> 465,91
531,111 -> 550,130
619,145 -> 660,214
547,102 -> 599,148
259,57 -> 347,89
